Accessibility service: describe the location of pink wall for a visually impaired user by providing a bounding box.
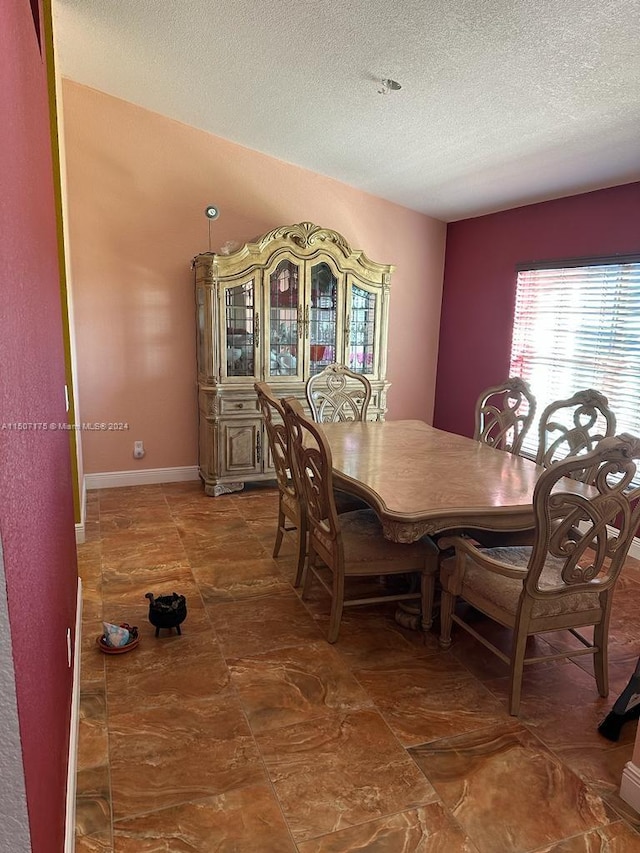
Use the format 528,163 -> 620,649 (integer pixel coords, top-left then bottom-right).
434,182 -> 640,437
61,81 -> 446,474
1,1 -> 79,849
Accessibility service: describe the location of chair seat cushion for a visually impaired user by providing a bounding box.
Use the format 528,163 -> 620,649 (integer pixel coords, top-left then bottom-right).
281,489 -> 299,519
460,546 -> 601,619
340,509 -> 435,570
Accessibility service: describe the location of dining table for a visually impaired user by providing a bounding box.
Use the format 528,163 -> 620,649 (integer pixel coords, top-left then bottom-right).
317,419 -> 592,543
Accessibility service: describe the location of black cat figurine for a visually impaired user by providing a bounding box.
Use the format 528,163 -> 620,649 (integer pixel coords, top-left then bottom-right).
145,592 -> 187,637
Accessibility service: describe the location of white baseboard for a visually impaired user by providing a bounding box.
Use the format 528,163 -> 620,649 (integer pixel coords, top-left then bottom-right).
64,578 -> 83,853
85,466 -> 199,490
75,478 -> 86,544
628,536 -> 640,561
620,760 -> 640,815
578,521 -> 640,562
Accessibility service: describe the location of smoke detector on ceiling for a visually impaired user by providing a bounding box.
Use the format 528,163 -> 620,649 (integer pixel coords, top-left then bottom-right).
378,78 -> 402,95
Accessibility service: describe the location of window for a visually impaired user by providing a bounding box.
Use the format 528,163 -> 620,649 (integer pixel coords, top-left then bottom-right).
509,256 -> 640,459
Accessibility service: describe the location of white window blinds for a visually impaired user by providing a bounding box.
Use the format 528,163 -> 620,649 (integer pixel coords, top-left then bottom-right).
509,258 -> 640,459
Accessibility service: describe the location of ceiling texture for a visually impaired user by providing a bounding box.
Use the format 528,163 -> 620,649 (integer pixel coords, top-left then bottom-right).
52,0 -> 640,221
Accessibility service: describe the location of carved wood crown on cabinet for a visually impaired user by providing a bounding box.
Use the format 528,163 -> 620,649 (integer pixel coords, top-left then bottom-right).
193,222 -> 394,496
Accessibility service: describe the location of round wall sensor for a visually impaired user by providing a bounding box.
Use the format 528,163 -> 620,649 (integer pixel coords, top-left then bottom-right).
205,205 -> 220,220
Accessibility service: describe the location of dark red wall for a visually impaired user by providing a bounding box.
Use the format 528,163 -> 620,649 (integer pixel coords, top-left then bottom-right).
1,2 -> 78,850
434,182 -> 640,437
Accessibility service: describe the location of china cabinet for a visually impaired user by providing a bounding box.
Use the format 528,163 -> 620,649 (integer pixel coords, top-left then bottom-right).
193,221 -> 393,495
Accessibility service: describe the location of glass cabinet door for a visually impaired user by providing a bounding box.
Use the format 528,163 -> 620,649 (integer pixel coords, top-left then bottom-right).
308,261 -> 338,375
267,259 -> 302,379
347,283 -> 378,375
195,282 -> 209,379
222,278 -> 259,380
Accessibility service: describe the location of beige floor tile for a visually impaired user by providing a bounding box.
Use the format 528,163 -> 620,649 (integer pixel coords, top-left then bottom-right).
529,820 -> 640,852
108,696 -> 267,820
100,530 -> 187,571
100,562 -> 194,599
77,692 -> 109,771
76,764 -> 112,847
81,629 -> 107,692
113,783 -> 296,852
82,581 -> 104,623
99,505 -> 175,533
174,510 -> 251,548
353,653 -> 506,746
186,535 -> 270,565
255,709 -> 438,842
206,591 -> 324,658
97,486 -> 167,512
75,834 -> 114,853
191,556 -> 292,602
483,659 -> 638,751
229,641 -> 372,734
76,483 -> 640,850
409,722 -> 610,853
77,539 -> 102,566
105,629 -> 229,708
297,802 -> 481,853
232,487 -> 281,519
313,605 -> 439,667
162,484 -> 239,513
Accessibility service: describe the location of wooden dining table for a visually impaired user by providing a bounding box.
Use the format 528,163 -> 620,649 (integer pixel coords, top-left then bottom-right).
318,419 -> 591,543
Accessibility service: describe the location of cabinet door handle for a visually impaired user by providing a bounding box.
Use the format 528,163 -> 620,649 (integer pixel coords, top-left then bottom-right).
255,313 -> 260,348
256,431 -> 262,464
345,314 -> 351,340
235,402 -> 245,409
305,305 -> 310,338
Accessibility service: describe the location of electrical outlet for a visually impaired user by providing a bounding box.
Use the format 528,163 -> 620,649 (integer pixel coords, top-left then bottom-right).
133,440 -> 145,459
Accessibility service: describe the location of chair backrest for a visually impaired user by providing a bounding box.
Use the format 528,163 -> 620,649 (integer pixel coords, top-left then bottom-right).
281,396 -> 342,568
524,432 -> 640,603
536,389 -> 617,482
254,382 -> 296,501
473,377 -> 536,454
306,363 -> 372,423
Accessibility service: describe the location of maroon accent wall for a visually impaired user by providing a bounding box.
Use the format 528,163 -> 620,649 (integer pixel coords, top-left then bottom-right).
1,2 -> 78,850
434,182 -> 640,437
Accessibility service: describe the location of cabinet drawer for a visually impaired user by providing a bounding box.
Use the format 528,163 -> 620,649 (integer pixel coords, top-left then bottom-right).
219,396 -> 261,415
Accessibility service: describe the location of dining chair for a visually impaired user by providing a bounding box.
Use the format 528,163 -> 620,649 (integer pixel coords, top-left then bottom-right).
463,377 -> 537,549
536,388 -> 617,483
282,397 -> 439,643
306,363 -> 372,423
473,377 -> 536,455
471,386 -> 612,548
255,382 -> 307,587
305,363 -> 372,514
438,432 -> 640,715
255,382 -> 371,587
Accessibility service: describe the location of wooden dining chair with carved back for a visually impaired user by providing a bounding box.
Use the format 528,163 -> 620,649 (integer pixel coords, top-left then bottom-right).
255,381 -> 372,588
255,382 -> 307,587
306,363 -> 372,423
305,363 -> 372,514
474,377 -> 537,455
462,377 -> 537,549
438,432 -> 640,715
536,388 -> 617,483
282,396 -> 439,643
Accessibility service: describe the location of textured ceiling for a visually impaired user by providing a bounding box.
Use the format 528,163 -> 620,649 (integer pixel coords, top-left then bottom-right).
52,0 -> 640,221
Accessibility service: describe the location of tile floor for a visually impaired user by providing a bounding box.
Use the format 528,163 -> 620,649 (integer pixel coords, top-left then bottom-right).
75,481 -> 640,852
